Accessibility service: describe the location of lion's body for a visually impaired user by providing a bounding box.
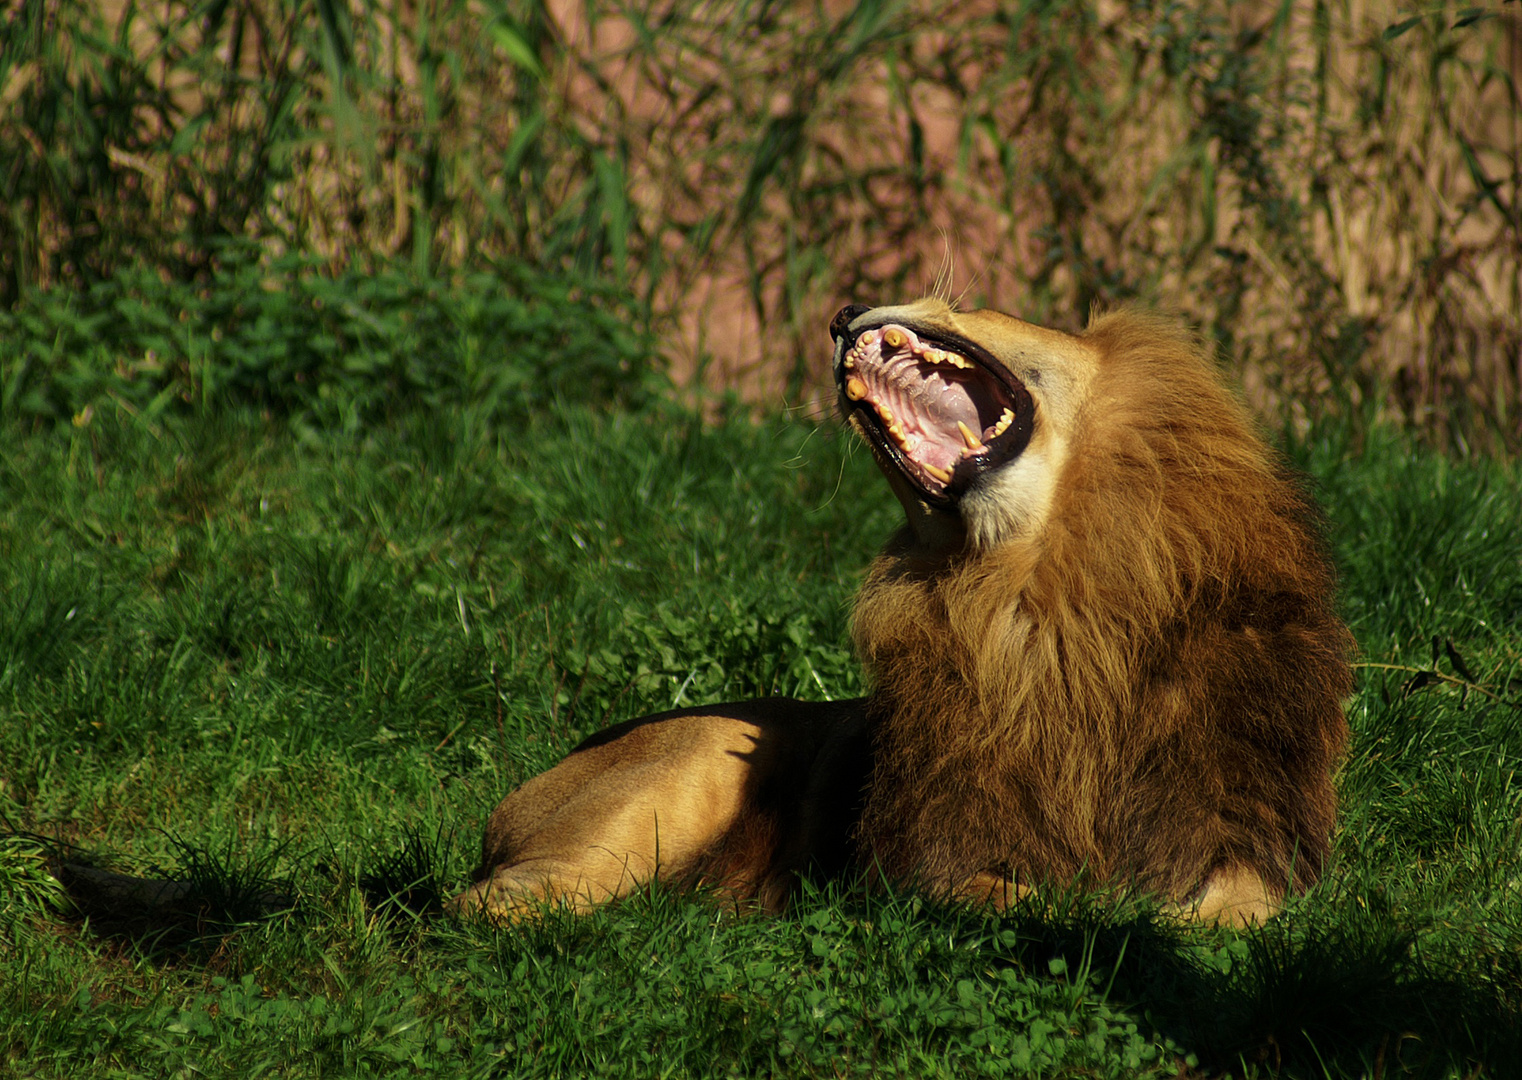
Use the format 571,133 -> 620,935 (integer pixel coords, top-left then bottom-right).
451,304 -> 1352,927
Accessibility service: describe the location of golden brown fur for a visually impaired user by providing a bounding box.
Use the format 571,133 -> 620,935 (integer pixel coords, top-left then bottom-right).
852,310 -> 1351,909
451,303 -> 1352,927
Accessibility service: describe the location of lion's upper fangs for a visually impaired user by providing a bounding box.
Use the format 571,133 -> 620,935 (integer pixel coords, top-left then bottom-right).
845,325 -> 973,372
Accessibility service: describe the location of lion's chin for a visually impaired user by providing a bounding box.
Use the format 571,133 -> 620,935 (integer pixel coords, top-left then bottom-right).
836,320 -> 1035,504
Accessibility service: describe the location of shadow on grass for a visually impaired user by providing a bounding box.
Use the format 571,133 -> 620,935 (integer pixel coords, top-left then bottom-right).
19,824 -> 1522,1075
966,889 -> 1522,1078
23,824 -> 457,958
353,823 -> 456,923
35,833 -> 297,955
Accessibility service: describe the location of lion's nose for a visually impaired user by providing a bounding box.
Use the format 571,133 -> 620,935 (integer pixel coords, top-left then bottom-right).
830,304 -> 872,341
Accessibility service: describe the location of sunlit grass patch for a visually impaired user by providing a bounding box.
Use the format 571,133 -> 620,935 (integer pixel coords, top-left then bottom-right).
1,396 -> 1519,1075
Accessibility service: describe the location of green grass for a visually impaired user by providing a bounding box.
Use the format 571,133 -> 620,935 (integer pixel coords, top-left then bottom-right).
2,391 -> 1521,1077
0,254 -> 657,429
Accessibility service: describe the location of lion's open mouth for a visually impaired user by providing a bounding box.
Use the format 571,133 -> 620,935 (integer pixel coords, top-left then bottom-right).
836,320 -> 1034,502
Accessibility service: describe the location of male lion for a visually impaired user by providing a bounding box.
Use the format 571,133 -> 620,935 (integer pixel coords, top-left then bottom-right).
450,300 -> 1352,927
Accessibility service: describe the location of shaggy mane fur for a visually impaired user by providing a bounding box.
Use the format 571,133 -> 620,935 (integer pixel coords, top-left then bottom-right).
851,311 -> 1352,900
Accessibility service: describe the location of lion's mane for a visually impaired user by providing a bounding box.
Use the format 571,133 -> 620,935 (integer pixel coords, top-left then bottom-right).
850,311 -> 1353,899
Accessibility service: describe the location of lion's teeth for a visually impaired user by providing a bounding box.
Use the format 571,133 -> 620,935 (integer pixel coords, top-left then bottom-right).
923,463 -> 952,483
883,327 -> 907,349
956,421 -> 983,450
845,376 -> 868,400
843,352 -> 856,369
991,407 -> 1015,437
878,404 -> 895,425
930,348 -> 969,368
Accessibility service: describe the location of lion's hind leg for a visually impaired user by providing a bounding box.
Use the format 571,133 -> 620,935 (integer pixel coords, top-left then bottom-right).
952,870 -> 1031,912
1163,863 -> 1279,928
448,700 -> 850,921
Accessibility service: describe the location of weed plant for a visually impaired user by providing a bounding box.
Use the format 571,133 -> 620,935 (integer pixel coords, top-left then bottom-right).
2,354 -> 1521,1075
0,252 -> 657,428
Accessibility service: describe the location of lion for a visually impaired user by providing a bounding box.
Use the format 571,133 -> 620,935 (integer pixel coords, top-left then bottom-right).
449,299 -> 1352,928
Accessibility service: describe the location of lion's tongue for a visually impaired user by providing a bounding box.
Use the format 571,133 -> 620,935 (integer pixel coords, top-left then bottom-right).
843,324 -> 1014,492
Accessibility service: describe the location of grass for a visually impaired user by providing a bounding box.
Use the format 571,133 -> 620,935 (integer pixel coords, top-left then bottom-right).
0,252 -> 657,429
2,381 -> 1521,1076
3,2 -> 1519,1072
